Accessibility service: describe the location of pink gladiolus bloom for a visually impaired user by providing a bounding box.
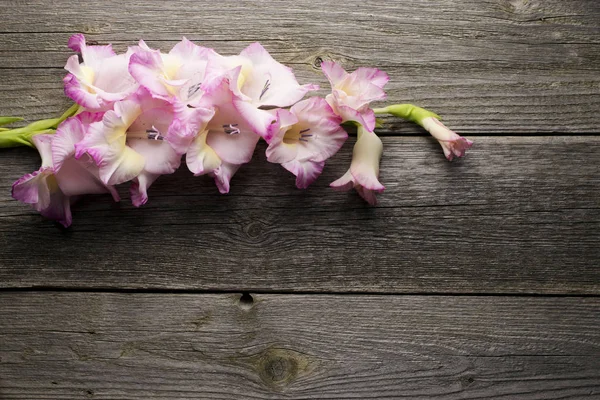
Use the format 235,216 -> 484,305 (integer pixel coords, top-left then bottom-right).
129,38 -> 215,104
179,75 -> 275,193
321,61 -> 388,132
74,88 -> 188,206
11,115 -> 119,227
266,97 -> 347,189
64,34 -> 138,111
205,42 -> 318,108
422,117 -> 473,161
330,126 -> 385,206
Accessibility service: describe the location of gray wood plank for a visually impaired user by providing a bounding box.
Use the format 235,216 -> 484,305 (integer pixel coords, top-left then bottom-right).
0,137 -> 598,294
0,0 -> 599,133
0,292 -> 598,399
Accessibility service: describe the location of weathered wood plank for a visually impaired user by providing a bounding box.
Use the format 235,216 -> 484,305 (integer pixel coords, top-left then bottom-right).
0,137 -> 598,294
0,292 -> 598,399
0,0 -> 599,133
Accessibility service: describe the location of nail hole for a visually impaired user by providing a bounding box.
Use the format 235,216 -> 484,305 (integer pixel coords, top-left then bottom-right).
239,292 -> 254,310
313,56 -> 324,68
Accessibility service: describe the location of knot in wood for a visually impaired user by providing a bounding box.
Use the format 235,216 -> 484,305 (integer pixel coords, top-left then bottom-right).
263,355 -> 295,383
313,56 -> 324,68
256,348 -> 306,388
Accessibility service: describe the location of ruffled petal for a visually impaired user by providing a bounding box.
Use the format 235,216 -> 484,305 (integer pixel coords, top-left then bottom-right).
321,61 -> 348,87
265,109 -> 299,164
206,128 -> 260,165
31,134 -> 55,169
186,130 -> 222,176
330,170 -> 355,192
67,34 -> 87,53
126,138 -> 181,175
354,67 -> 389,89
355,185 -> 379,206
75,119 -> 145,185
52,118 -> 85,171
239,42 -> 318,107
169,38 -> 214,85
327,93 -> 376,132
54,156 -> 113,197
129,48 -> 173,99
233,98 -> 277,139
166,104 -> 215,154
92,54 -> 138,100
211,161 -> 240,194
281,159 -> 325,189
63,73 -> 102,110
130,171 -> 160,207
11,168 -> 72,227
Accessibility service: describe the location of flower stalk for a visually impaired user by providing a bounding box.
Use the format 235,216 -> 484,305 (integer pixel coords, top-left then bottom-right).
0,103 -> 79,148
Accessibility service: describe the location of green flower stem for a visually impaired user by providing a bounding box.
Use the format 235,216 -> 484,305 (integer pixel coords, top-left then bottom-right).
373,104 -> 441,128
0,128 -> 55,148
0,103 -> 79,148
55,103 -> 81,127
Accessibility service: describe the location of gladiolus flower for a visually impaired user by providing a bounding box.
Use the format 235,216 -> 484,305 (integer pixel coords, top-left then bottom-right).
12,114 -> 119,227
64,34 -> 138,111
129,38 -> 215,104
176,74 -> 275,193
421,117 -> 473,161
205,42 -> 318,108
266,97 -> 347,188
74,88 -> 192,206
330,126 -> 385,205
321,61 -> 388,132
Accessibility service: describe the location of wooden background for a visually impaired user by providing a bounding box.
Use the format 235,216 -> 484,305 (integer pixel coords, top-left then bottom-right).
1,0 -> 599,398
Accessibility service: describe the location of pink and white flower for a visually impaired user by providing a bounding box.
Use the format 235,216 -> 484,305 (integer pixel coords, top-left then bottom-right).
11,114 -> 119,227
176,75 -> 275,193
266,97 -> 347,188
330,126 -> 385,205
64,34 -> 138,111
74,88 -> 188,206
421,117 -> 473,161
321,61 -> 388,132
129,38 -> 215,104
205,42 -> 318,108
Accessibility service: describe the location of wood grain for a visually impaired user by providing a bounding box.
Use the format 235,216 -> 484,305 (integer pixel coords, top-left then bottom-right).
0,136 -> 598,294
0,292 -> 598,399
0,0 -> 599,133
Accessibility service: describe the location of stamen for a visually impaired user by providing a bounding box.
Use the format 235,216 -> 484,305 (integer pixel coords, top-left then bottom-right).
146,127 -> 164,141
299,128 -> 310,134
259,79 -> 271,100
187,82 -> 202,98
299,138 -> 309,142
223,124 -> 241,135
301,134 -> 313,137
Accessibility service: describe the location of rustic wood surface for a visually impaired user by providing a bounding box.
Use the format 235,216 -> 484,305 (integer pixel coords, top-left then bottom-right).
1,0 -> 599,133
1,293 -> 599,399
1,0 -> 599,398
0,137 -> 599,294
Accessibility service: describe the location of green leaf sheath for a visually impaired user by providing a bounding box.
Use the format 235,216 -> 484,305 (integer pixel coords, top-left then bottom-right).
0,117 -> 24,127
373,104 -> 441,128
